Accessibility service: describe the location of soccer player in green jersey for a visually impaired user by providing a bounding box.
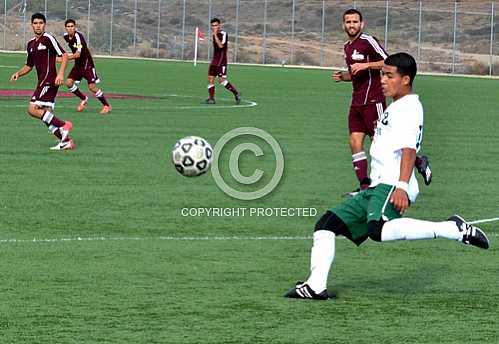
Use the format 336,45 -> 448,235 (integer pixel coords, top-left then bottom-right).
285,53 -> 489,300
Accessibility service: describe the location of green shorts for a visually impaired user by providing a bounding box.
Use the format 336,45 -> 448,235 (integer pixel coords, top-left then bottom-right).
331,183 -> 402,245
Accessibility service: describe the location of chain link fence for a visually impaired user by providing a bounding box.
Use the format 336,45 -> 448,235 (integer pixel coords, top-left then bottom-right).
1,0 -> 498,75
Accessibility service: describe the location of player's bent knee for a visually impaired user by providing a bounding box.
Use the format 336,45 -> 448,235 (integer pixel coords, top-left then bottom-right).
349,139 -> 362,152
27,107 -> 41,119
315,210 -> 348,235
367,220 -> 384,242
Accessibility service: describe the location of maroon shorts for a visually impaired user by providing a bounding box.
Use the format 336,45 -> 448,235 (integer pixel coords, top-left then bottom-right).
348,102 -> 386,137
31,83 -> 60,109
208,64 -> 227,77
68,66 -> 100,84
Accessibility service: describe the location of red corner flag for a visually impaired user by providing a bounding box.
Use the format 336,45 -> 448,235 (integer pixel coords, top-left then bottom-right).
197,27 -> 205,42
194,27 -> 205,66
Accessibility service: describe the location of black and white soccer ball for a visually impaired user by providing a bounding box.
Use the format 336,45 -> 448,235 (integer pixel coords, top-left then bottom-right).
172,136 -> 213,177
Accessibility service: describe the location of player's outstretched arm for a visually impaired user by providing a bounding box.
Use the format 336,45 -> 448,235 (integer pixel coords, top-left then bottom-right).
10,65 -> 32,82
390,147 -> 416,214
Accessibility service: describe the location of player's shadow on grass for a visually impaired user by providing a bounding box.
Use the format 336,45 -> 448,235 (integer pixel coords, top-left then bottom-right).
333,262 -> 447,296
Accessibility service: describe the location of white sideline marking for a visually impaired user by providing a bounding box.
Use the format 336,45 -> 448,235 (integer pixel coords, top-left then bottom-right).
0,65 -> 19,68
1,232 -> 498,245
0,235 -> 310,244
469,217 -> 499,225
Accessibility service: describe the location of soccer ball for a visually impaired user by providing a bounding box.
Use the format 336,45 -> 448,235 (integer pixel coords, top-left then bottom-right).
172,136 -> 213,177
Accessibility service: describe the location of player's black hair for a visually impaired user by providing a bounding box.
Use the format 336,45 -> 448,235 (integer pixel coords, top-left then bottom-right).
385,52 -> 417,86
343,8 -> 363,22
65,19 -> 76,26
210,18 -> 220,24
31,12 -> 46,24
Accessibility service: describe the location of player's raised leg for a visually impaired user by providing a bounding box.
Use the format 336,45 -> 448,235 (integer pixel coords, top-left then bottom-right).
378,216 -> 489,249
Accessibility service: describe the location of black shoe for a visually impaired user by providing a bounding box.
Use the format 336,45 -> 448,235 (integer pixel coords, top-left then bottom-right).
448,215 -> 490,249
284,282 -> 335,300
416,155 -> 432,186
235,92 -> 241,105
204,98 -> 216,104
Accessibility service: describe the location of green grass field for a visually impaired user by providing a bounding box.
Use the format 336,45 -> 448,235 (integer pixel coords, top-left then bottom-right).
1,52 -> 498,343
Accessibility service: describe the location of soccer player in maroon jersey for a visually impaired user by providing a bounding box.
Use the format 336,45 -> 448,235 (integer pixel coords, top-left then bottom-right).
205,18 -> 241,105
333,9 -> 431,196
9,12 -> 74,151
63,19 -> 111,114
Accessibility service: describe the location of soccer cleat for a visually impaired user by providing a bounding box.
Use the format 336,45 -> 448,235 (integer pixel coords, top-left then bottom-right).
60,121 -> 73,142
416,155 -> 432,186
448,215 -> 490,249
235,92 -> 242,105
99,105 -> 112,114
50,139 -> 75,151
77,97 -> 88,112
284,282 -> 335,300
204,98 -> 216,104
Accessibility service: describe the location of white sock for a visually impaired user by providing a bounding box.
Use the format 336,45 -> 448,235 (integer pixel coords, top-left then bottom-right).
381,218 -> 461,242
305,230 -> 335,293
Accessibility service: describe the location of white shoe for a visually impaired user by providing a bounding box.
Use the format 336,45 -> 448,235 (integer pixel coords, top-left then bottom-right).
50,139 -> 75,151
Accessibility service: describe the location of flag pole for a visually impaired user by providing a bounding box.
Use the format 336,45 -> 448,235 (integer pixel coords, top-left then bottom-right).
194,27 -> 199,66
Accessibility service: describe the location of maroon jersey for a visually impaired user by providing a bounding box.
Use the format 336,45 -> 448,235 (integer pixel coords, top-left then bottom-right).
211,31 -> 228,66
344,33 -> 388,106
26,32 -> 65,86
63,31 -> 95,70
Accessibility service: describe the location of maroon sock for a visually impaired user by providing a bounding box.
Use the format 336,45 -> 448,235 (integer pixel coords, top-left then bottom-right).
41,110 -> 65,127
72,88 -> 87,100
98,95 -> 110,106
50,116 -> 65,127
208,85 -> 215,99
352,152 -> 369,186
224,82 -> 239,96
95,89 -> 110,106
53,128 -> 63,140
